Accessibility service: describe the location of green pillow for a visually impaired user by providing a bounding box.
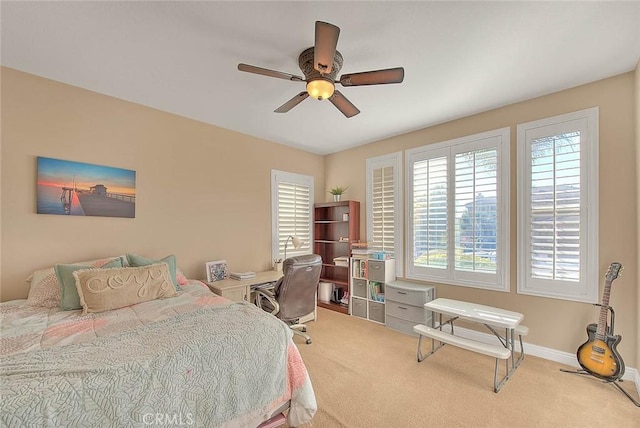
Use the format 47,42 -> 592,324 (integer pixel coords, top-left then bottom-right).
55,258 -> 124,311
126,253 -> 179,290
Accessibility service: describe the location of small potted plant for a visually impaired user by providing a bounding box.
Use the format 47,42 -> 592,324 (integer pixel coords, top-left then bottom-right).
329,185 -> 348,202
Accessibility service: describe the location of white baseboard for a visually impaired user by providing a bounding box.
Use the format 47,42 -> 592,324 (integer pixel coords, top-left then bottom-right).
436,323 -> 639,389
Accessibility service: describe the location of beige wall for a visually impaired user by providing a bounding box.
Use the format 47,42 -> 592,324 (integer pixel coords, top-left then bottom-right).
0,67 -> 325,301
635,59 -> 640,373
326,72 -> 638,367
2,66 -> 637,368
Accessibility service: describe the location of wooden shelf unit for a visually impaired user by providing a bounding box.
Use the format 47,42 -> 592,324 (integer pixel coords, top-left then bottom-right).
314,200 -> 359,314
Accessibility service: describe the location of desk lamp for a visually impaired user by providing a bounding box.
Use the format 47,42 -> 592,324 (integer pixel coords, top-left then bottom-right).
284,235 -> 303,260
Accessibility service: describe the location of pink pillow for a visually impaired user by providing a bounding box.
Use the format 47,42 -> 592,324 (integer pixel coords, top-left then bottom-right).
176,268 -> 188,286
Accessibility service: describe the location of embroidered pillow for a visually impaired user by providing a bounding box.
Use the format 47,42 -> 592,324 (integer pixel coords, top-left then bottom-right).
73,263 -> 178,314
55,258 -> 124,311
126,253 -> 179,290
26,256 -> 125,308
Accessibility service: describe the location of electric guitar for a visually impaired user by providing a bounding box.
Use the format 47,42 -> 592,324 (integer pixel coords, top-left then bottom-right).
576,262 -> 624,380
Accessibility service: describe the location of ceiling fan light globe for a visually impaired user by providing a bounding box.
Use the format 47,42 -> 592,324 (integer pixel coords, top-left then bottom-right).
306,78 -> 334,100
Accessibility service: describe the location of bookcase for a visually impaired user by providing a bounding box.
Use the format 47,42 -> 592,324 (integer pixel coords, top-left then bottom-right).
350,257 -> 395,324
313,200 -> 360,314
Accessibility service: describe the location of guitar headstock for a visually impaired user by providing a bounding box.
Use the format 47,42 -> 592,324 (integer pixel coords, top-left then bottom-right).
605,262 -> 622,282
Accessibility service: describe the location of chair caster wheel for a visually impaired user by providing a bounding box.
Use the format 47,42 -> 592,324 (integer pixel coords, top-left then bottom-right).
306,339 -> 312,345
301,327 -> 307,332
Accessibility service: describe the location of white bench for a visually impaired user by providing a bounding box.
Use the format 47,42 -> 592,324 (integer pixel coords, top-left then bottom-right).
421,298 -> 527,392
413,324 -> 512,392
414,324 -> 512,359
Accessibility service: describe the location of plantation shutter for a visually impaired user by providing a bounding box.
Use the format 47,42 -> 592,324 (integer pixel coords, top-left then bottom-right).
412,155 -> 448,269
528,132 -> 581,282
277,181 -> 311,257
454,148 -> 498,273
371,165 -> 395,252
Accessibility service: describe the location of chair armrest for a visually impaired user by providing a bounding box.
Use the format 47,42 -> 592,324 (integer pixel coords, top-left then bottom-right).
255,289 -> 279,315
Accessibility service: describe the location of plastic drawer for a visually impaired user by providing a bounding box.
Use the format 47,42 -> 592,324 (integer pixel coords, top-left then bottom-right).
386,286 -> 428,306
386,301 -> 426,323
385,315 -> 420,336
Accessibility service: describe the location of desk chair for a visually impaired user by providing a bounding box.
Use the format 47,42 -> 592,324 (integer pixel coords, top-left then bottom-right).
255,254 -> 321,344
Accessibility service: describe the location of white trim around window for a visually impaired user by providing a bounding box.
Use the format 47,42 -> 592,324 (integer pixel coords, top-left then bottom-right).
517,107 -> 599,303
366,151 -> 403,275
405,127 -> 510,292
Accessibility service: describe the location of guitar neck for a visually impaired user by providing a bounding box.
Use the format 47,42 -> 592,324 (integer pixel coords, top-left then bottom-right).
596,280 -> 612,337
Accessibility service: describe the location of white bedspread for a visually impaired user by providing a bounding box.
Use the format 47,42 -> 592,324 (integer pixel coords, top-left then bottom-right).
0,281 -> 316,427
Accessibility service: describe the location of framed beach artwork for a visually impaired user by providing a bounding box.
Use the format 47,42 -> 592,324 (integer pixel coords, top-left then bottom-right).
205,260 -> 228,282
37,156 -> 136,218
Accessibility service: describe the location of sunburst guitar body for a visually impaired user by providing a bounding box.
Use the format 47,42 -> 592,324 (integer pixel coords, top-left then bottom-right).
576,262 -> 625,381
577,323 -> 624,380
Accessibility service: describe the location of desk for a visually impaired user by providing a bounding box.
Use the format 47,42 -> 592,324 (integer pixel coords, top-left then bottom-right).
204,270 -> 316,323
421,298 -> 525,392
204,270 -> 283,303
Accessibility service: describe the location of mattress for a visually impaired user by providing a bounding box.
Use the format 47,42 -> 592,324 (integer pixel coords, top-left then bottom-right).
0,280 -> 316,427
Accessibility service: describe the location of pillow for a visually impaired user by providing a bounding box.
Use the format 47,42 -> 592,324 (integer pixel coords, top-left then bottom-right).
126,254 -> 179,290
176,268 -> 188,286
73,263 -> 178,314
26,256 -> 125,308
55,258 -> 124,311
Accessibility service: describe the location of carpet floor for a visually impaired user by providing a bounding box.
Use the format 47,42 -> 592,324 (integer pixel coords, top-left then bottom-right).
289,308 -> 639,427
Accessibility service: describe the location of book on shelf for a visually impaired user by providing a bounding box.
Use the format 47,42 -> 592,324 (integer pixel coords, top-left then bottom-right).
351,248 -> 375,255
351,241 -> 370,249
333,256 -> 349,267
229,271 -> 256,280
350,259 -> 367,278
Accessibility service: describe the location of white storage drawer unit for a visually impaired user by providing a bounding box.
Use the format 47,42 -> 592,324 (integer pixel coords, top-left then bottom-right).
385,280 -> 435,336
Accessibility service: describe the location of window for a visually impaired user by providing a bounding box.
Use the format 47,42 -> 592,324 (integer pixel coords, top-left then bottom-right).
271,170 -> 314,263
517,108 -> 598,302
366,152 -> 403,273
406,128 -> 510,291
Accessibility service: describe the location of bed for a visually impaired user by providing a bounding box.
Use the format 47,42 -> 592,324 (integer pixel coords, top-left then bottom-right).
0,257 -> 317,427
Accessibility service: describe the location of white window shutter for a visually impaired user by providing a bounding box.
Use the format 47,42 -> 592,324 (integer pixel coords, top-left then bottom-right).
366,152 -> 403,275
271,170 -> 314,264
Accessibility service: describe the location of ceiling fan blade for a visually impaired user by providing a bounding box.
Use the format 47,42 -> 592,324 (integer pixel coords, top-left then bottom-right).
329,91 -> 360,118
274,92 -> 310,113
314,21 -> 340,75
238,63 -> 304,82
338,67 -> 405,86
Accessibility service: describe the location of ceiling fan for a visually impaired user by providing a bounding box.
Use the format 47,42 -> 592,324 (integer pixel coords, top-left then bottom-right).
238,21 -> 405,118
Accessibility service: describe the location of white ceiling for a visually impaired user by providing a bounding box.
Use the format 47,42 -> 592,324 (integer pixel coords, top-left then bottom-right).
2,1 -> 639,155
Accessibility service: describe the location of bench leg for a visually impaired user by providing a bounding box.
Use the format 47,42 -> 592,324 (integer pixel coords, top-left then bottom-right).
494,357 -> 510,393
515,333 -> 525,367
484,325 -> 526,369
416,334 -> 445,363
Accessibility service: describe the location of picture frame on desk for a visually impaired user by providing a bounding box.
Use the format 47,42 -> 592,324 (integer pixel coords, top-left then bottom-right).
205,260 -> 228,282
